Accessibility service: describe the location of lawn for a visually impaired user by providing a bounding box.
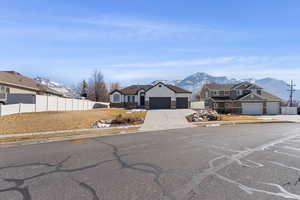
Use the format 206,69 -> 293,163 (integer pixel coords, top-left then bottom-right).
0,108 -> 146,134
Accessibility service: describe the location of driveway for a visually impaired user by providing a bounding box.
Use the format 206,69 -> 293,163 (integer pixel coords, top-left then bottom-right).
141,109 -> 195,131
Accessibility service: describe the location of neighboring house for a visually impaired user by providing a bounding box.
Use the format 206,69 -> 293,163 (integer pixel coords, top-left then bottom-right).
110,82 -> 192,109
199,82 -> 282,115
0,71 -> 63,105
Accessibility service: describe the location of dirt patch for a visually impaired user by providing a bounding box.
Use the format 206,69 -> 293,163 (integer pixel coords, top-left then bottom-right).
0,108 -> 146,134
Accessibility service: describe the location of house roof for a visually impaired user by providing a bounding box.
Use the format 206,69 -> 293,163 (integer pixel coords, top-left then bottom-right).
203,82 -> 263,91
203,83 -> 236,90
260,90 -> 282,101
110,82 -> 192,95
232,82 -> 263,90
0,71 -> 63,96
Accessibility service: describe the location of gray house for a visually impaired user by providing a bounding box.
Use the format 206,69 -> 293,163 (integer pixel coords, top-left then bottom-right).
199,82 -> 282,115
0,71 -> 63,105
110,82 -> 192,109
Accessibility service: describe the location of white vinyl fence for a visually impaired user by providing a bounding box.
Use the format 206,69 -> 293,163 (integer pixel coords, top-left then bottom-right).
281,107 -> 298,115
0,95 -> 96,117
191,101 -> 205,109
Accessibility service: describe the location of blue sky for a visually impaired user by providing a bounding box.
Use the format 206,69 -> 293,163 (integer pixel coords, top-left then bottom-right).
1,0 -> 300,87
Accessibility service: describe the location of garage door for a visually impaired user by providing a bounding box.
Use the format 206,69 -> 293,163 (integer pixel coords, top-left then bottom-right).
266,102 -> 280,115
176,97 -> 189,109
242,103 -> 263,115
149,97 -> 171,109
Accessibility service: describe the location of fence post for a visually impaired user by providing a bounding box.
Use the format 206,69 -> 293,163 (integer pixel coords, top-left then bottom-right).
0,104 -> 2,116
19,103 -> 22,113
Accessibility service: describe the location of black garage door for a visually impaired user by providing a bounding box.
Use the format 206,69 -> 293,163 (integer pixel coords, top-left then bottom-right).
176,97 -> 189,109
149,97 -> 171,109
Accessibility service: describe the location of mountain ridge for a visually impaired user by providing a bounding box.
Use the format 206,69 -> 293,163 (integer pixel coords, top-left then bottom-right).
153,72 -> 299,100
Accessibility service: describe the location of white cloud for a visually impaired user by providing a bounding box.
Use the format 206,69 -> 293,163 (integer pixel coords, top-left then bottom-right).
104,56 -> 300,85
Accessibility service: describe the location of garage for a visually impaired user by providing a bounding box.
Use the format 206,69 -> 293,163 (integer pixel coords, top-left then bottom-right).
242,103 -> 263,115
176,97 -> 189,109
266,102 -> 280,115
149,97 -> 171,109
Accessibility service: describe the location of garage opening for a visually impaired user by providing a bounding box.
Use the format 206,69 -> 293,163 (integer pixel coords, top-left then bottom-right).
242,103 -> 263,115
149,97 -> 171,109
176,97 -> 188,109
266,102 -> 280,115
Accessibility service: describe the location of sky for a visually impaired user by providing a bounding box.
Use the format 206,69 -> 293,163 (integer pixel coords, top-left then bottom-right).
0,0 -> 300,87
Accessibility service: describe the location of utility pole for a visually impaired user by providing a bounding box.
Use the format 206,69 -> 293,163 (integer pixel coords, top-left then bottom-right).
287,80 -> 296,107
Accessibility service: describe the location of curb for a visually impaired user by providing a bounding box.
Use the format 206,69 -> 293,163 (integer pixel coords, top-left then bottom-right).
0,125 -> 141,139
193,120 -> 294,127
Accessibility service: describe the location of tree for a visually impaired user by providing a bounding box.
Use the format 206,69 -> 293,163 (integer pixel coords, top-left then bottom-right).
110,82 -> 121,91
80,80 -> 88,97
87,70 -> 109,102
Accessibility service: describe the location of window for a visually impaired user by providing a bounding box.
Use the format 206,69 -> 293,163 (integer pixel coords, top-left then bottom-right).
127,96 -> 135,103
257,90 -> 262,95
0,86 -> 5,93
113,94 -> 120,102
6,88 -> 10,94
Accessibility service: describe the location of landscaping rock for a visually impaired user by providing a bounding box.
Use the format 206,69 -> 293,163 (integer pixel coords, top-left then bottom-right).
186,109 -> 220,122
92,117 -> 144,128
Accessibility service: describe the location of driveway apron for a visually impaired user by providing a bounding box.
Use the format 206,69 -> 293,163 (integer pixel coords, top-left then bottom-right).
141,109 -> 195,131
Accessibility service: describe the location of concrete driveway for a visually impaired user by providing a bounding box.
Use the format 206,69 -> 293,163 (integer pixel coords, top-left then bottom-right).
141,109 -> 195,131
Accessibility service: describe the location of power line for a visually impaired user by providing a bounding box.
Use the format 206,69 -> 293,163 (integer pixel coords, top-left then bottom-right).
287,80 -> 296,107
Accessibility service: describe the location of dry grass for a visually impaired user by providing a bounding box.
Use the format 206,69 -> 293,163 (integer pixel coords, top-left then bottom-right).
0,127 -> 139,143
0,108 -> 146,134
220,115 -> 260,121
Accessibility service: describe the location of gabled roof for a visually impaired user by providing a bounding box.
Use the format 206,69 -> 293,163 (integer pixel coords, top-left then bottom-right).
203,83 -> 236,90
110,82 -> 192,95
0,71 -> 63,96
146,82 -> 191,93
260,90 -> 282,101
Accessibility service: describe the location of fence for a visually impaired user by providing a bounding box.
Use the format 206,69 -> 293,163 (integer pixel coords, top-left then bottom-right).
281,107 -> 298,115
0,95 -> 96,117
191,101 -> 205,109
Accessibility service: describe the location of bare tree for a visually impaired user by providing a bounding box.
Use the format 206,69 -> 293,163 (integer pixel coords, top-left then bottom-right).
87,70 -> 109,102
110,82 -> 122,91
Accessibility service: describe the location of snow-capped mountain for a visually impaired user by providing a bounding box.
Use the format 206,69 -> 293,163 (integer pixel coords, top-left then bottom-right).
153,72 -> 299,100
35,77 -> 79,98
176,72 -> 239,94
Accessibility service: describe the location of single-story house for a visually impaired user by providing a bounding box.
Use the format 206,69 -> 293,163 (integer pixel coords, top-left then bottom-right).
0,71 -> 63,105
110,82 -> 192,109
199,82 -> 282,115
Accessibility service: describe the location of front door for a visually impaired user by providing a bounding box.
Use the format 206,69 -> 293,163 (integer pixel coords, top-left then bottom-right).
140,96 -> 145,106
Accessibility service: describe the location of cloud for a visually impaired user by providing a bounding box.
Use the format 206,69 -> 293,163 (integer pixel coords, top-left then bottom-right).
104,56 -> 300,84
0,14 -> 245,42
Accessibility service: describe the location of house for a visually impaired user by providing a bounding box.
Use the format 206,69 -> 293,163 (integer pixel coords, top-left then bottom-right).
199,82 -> 282,115
0,71 -> 63,105
110,82 -> 192,109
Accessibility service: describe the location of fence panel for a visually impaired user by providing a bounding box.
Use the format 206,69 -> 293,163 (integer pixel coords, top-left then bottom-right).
191,101 -> 205,109
57,97 -> 66,111
281,107 -> 298,115
20,104 -> 35,113
0,104 -> 20,116
35,95 -> 47,112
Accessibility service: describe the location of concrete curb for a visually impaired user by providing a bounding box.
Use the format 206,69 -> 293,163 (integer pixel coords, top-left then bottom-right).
0,125 -> 141,139
193,120 -> 294,127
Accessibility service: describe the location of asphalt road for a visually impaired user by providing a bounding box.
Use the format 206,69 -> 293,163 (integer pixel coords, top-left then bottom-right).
1,123 -> 300,200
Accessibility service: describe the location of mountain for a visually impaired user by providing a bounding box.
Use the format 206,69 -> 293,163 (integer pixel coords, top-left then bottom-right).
153,72 -> 299,100
256,78 -> 300,100
176,72 -> 239,94
35,77 -> 79,98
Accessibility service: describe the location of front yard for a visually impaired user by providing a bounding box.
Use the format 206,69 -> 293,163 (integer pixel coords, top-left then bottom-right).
0,108 -> 147,134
